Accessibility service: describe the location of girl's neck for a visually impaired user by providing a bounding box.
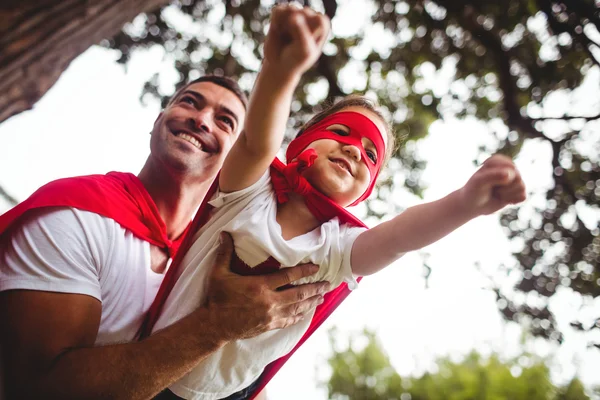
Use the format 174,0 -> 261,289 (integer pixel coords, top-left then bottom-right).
276,193 -> 321,240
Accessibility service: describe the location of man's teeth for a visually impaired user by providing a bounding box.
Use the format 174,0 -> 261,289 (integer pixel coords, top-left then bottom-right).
177,132 -> 203,150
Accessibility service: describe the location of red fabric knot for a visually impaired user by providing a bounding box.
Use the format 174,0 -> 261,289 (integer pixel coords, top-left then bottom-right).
270,149 -> 317,204
269,150 -> 367,226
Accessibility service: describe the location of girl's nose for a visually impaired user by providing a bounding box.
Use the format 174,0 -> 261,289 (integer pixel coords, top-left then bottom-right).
343,144 -> 361,161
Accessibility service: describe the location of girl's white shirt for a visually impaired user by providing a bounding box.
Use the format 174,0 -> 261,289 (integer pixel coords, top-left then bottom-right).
156,171 -> 363,400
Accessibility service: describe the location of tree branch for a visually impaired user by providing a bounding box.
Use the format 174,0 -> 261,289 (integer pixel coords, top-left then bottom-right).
567,0 -> 600,35
315,0 -> 342,100
437,2 -> 549,142
528,113 -> 600,122
0,0 -> 172,124
321,0 -> 337,20
537,0 -> 600,68
318,54 -> 344,100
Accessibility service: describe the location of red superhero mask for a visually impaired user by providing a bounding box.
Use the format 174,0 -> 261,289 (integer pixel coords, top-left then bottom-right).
285,111 -> 386,206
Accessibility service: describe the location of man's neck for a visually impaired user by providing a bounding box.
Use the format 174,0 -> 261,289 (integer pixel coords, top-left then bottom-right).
276,193 -> 321,241
138,163 -> 214,241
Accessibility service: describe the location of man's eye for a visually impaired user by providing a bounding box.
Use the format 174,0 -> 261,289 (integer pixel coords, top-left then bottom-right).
366,150 -> 377,163
181,96 -> 196,106
219,116 -> 234,129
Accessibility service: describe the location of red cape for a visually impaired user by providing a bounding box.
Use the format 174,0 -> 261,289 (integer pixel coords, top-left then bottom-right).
0,172 -> 187,257
1,169 -> 366,397
140,159 -> 367,398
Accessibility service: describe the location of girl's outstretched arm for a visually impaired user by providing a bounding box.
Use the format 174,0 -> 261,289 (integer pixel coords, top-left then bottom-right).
219,6 -> 329,193
351,155 -> 527,276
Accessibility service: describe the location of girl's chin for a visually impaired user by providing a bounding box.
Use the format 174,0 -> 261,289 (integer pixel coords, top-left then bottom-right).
308,177 -> 360,205
321,190 -> 352,207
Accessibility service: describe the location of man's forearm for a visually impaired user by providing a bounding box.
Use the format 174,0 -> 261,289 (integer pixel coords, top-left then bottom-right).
17,308 -> 226,400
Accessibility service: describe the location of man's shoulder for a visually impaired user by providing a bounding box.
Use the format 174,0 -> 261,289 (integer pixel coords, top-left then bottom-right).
29,206 -> 123,230
11,171 -> 135,205
0,171 -> 136,236
37,171 -> 134,191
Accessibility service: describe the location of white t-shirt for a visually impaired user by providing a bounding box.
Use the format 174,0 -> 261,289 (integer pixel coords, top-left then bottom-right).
156,171 -> 365,400
0,208 -> 164,346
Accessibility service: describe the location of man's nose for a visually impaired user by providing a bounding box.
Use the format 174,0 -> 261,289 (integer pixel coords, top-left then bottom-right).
190,111 -> 212,133
343,144 -> 361,161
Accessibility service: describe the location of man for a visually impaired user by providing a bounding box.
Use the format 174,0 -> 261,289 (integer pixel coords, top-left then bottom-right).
0,10 -> 330,398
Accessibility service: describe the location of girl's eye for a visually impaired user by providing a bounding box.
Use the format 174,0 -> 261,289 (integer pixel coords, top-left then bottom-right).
366,150 -> 377,164
331,128 -> 349,136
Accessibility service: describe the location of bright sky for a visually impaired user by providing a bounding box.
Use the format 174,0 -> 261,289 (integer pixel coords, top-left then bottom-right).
1,3 -> 599,399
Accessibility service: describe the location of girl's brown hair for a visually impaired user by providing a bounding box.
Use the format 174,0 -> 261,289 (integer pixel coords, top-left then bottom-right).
297,95 -> 396,166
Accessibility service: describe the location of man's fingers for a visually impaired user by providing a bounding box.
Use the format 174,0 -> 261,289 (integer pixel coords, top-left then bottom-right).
272,293 -> 325,329
272,313 -> 306,331
273,281 -> 329,305
213,232 -> 235,274
283,292 -> 325,315
282,315 -> 305,330
264,264 -> 321,289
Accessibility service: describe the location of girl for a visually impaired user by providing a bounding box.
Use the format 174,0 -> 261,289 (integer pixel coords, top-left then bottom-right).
148,5 -> 526,400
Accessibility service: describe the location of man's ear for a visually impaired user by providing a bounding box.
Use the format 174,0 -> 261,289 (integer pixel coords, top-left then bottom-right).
150,112 -> 164,134
147,112 -> 164,135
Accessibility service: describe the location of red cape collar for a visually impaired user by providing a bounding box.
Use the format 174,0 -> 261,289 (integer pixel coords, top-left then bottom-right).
0,172 -> 187,257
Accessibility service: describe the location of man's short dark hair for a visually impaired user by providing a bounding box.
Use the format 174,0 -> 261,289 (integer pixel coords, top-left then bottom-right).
167,75 -> 248,110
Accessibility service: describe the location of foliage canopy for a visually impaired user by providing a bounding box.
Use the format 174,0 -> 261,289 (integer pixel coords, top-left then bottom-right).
108,0 -> 600,345
325,329 -> 595,400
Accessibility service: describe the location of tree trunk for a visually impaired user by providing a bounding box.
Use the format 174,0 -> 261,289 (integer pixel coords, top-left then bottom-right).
0,0 -> 170,124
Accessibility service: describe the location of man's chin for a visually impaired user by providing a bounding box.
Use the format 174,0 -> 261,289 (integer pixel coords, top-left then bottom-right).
161,152 -> 213,175
190,157 -> 224,181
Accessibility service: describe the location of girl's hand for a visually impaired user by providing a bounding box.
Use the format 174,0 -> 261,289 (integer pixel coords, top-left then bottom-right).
460,154 -> 527,216
263,4 -> 330,78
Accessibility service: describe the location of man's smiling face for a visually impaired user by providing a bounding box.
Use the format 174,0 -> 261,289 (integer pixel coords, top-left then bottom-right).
149,81 -> 246,182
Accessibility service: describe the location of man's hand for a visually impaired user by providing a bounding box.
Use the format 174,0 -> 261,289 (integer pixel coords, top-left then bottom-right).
460,154 -> 527,216
204,232 -> 329,341
263,4 -> 330,77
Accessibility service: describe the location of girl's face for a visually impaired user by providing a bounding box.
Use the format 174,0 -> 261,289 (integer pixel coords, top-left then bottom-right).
300,106 -> 388,207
